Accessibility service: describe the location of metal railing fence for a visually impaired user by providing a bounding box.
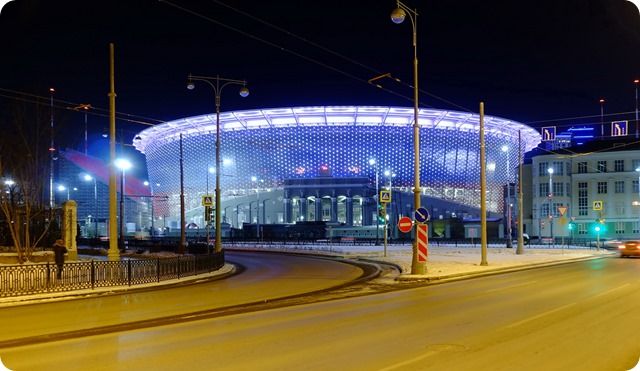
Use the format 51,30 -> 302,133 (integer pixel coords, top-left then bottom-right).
0,251 -> 225,298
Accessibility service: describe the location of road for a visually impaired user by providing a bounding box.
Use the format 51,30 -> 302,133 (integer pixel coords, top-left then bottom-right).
2,255 -> 640,370
0,251 -> 365,346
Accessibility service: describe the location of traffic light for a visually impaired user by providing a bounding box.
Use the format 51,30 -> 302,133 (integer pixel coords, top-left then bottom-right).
568,222 -> 575,230
205,206 -> 211,222
377,204 -> 386,223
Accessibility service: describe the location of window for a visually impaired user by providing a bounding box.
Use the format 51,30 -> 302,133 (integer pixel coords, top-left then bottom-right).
634,221 -> 639,234
615,181 -> 625,193
633,159 -> 640,171
539,183 -> 550,197
616,222 -> 625,235
553,182 -> 564,197
538,161 -> 549,176
615,202 -> 625,215
552,161 -> 564,175
578,162 -> 588,174
614,159 -> 624,172
597,181 -> 607,194
597,160 -> 607,173
635,180 -> 640,194
578,182 -> 588,216
578,222 -> 587,235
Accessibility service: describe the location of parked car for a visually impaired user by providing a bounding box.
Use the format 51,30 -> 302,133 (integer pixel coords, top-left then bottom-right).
618,240 -> 640,258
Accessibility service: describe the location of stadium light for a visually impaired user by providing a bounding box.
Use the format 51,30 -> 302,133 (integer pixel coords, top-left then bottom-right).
187,74 -> 249,253
391,1 -> 424,274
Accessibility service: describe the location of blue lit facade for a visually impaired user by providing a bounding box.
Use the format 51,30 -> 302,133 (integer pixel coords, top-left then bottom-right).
134,106 -> 541,229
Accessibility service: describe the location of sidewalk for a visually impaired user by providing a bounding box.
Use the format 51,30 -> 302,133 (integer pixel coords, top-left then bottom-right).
0,244 -> 617,306
334,244 -> 617,281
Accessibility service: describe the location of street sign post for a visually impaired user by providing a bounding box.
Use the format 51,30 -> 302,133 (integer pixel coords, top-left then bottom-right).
417,224 -> 428,262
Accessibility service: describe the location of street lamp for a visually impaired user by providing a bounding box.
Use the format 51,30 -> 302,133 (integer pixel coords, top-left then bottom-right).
391,1 -> 423,274
502,145 -> 512,248
369,159 -> 380,245
115,158 -> 132,250
84,174 -> 98,238
187,74 -> 249,253
57,184 -> 69,201
548,167 -> 554,243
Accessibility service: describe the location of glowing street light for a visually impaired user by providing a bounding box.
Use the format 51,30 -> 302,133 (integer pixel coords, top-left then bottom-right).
187,74 -> 249,253
391,1 -> 424,274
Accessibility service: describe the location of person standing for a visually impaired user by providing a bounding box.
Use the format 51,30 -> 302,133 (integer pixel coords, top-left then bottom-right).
53,239 -> 68,279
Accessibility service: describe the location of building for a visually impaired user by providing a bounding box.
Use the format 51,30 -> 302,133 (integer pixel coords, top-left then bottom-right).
527,138 -> 640,241
57,149 -> 152,238
133,106 -> 540,234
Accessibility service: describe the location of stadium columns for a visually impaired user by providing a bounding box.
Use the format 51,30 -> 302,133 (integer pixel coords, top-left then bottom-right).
391,1 -> 425,274
187,75 -> 249,253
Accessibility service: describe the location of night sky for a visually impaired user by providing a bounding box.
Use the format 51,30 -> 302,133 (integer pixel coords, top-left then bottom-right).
1,0 -> 640,175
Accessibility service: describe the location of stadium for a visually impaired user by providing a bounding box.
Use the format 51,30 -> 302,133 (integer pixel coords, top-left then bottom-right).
133,106 -> 540,235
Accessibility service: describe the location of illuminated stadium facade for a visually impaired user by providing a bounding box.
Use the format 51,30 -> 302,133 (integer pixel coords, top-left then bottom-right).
133,106 -> 540,230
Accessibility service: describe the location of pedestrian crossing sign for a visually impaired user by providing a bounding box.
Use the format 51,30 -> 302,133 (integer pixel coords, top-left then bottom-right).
380,190 -> 391,203
202,195 -> 214,207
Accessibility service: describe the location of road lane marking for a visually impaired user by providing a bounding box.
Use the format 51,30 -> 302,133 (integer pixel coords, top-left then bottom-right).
505,302 -> 576,329
592,283 -> 630,298
484,281 -> 536,293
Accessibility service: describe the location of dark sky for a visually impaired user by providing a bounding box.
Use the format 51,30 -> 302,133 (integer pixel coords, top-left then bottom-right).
1,0 -> 640,171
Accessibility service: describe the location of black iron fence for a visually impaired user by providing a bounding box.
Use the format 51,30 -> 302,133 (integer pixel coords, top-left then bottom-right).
0,251 -> 225,298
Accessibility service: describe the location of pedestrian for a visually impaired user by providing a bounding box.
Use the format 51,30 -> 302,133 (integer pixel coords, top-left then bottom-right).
53,239 -> 67,279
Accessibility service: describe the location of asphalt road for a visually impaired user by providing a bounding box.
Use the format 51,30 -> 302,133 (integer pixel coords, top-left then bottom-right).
0,251 -> 364,347
3,255 -> 640,371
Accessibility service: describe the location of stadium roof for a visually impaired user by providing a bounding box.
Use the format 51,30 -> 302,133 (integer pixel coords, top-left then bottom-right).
133,106 -> 541,154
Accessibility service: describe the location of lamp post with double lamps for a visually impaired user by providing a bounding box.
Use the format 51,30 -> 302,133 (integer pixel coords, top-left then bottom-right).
115,158 -> 132,250
391,1 -> 423,274
187,74 -> 249,253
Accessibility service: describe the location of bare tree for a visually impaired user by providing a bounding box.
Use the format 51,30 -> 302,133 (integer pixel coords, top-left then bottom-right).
0,100 -> 55,263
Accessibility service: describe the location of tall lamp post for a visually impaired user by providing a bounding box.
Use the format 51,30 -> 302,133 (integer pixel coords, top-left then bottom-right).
391,1 -> 424,274
187,74 -> 249,253
369,159 -> 380,245
548,167 -> 554,243
115,158 -> 132,250
502,145 -> 512,248
84,174 -> 98,238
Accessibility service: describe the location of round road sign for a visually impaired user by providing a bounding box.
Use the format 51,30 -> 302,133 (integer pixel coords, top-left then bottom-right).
398,216 -> 413,233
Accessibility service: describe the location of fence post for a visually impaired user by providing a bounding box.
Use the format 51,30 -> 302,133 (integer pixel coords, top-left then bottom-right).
91,261 -> 95,290
127,259 -> 132,286
46,262 -> 51,289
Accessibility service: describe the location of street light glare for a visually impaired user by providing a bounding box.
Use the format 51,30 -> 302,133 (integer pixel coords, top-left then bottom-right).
239,86 -> 250,97
187,81 -> 195,90
115,158 -> 132,170
390,7 -> 406,24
